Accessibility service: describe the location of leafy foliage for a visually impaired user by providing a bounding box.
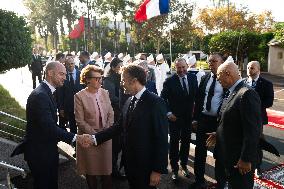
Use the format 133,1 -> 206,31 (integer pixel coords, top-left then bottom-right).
201,30 -> 274,71
0,9 -> 32,72
197,5 -> 275,33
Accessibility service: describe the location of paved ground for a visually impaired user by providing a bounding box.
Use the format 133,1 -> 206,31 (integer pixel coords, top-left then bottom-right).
0,67 -> 283,188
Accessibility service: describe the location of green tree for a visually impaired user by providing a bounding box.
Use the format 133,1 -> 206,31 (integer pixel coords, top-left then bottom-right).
207,30 -> 272,70
0,9 -> 32,71
273,22 -> 284,47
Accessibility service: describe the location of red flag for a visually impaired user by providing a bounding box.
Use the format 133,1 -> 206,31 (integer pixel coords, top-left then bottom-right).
69,16 -> 85,39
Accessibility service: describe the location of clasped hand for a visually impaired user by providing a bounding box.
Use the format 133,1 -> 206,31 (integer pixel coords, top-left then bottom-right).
77,134 -> 93,148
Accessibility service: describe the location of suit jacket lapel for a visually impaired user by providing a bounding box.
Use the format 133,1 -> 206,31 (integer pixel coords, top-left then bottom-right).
127,90 -> 148,128
200,73 -> 211,94
222,81 -> 244,110
41,83 -> 57,114
174,74 -> 185,93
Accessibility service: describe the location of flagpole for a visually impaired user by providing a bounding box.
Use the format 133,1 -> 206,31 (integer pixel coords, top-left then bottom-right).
169,12 -> 173,71
169,28 -> 172,65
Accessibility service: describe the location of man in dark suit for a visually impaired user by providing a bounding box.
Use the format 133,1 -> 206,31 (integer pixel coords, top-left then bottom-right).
79,51 -> 95,70
160,58 -> 198,181
207,62 -> 261,189
30,48 -> 43,89
84,64 -> 169,189
191,53 -> 225,189
244,60 -> 274,172
57,57 -> 84,134
12,62 -> 90,189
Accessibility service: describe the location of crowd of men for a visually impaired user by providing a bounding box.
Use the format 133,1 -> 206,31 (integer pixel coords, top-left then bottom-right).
13,49 -> 274,189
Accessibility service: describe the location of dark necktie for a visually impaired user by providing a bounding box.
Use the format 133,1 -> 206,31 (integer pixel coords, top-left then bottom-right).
126,96 -> 137,126
252,80 -> 256,89
182,77 -> 188,95
217,89 -> 230,118
206,75 -> 217,111
69,73 -> 75,86
51,91 -> 57,107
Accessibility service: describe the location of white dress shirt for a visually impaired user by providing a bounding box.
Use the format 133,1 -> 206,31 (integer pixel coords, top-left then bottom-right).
247,75 -> 259,87
202,73 -> 223,116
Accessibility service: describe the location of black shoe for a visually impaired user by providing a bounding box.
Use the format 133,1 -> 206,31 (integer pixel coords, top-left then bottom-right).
189,181 -> 207,189
181,166 -> 190,178
171,171 -> 179,182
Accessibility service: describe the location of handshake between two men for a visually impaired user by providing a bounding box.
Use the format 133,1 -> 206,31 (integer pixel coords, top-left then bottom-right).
76,134 -> 94,148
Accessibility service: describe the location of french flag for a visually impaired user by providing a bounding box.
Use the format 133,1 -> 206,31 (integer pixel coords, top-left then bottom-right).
134,0 -> 170,22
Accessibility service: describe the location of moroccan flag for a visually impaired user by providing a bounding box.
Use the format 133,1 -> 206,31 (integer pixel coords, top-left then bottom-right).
134,0 -> 170,22
69,16 -> 85,39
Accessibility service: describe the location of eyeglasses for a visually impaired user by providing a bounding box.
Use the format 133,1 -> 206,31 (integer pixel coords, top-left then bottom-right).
88,76 -> 103,81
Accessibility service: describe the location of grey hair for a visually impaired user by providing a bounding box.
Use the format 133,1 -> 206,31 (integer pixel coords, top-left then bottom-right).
138,60 -> 149,70
175,58 -> 186,64
248,61 -> 260,69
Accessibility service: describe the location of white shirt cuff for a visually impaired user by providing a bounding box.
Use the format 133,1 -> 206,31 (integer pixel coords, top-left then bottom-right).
72,134 -> 77,143
167,112 -> 173,116
92,135 -> 97,146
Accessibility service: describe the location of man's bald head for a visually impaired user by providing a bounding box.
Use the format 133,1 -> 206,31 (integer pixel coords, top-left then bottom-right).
247,61 -> 260,79
45,61 -> 66,88
217,62 -> 241,89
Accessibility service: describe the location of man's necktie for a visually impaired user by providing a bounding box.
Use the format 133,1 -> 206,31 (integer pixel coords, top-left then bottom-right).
126,96 -> 137,126
182,77 -> 188,95
206,75 -> 216,111
252,80 -> 256,89
69,73 -> 75,86
217,89 -> 230,118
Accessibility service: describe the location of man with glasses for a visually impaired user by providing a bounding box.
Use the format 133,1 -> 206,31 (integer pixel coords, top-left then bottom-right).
191,53 -> 225,189
57,56 -> 84,136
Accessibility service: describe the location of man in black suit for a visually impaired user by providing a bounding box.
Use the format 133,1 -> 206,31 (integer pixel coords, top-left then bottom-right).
244,60 -> 274,172
84,64 -> 169,189
12,62 -> 90,189
191,53 -> 225,189
207,62 -> 261,189
30,48 -> 43,89
57,57 -> 84,134
160,58 -> 198,181
79,51 -> 95,70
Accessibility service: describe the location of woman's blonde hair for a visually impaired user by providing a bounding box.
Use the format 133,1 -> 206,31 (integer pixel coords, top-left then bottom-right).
80,65 -> 104,85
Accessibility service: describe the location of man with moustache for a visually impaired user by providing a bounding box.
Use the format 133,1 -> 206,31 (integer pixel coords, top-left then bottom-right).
191,53 -> 225,189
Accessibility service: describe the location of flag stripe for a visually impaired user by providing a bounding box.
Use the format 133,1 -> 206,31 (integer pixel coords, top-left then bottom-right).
146,0 -> 160,19
134,0 -> 151,22
134,0 -> 169,22
159,0 -> 170,14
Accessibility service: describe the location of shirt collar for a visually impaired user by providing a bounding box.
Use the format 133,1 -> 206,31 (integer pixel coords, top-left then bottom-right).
178,74 -> 187,80
228,79 -> 242,94
43,80 -> 56,94
134,87 -> 146,100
